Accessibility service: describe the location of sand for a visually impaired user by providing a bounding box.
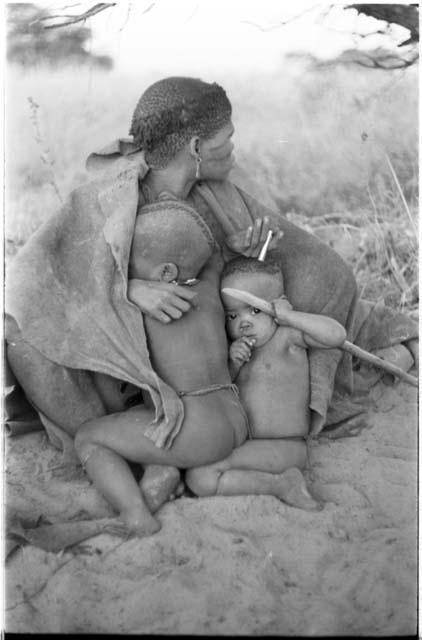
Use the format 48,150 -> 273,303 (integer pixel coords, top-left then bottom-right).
4,377 -> 417,635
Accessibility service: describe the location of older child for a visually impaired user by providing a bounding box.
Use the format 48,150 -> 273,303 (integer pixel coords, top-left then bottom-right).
185,256 -> 346,500
75,199 -> 250,537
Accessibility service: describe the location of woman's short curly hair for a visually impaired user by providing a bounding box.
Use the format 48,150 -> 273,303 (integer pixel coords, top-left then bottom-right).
129,77 -> 232,168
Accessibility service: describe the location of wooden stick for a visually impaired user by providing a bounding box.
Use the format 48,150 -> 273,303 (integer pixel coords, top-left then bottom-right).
222,287 -> 418,388
258,229 -> 273,262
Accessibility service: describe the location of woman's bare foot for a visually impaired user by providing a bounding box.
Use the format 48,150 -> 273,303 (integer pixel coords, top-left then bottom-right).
277,468 -> 322,511
120,504 -> 161,537
140,465 -> 181,513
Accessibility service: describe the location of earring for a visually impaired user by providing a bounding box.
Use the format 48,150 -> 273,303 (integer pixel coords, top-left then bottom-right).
195,154 -> 202,179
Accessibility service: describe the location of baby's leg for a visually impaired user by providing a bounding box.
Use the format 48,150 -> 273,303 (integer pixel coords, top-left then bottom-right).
140,465 -> 183,513
74,407 -> 186,537
186,439 -> 320,511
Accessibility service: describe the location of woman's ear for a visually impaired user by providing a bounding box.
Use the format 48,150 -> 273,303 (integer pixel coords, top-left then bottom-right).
158,262 -> 179,283
189,136 -> 201,158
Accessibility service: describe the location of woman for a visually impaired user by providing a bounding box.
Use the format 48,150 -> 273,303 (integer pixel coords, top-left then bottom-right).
6,76 -> 384,454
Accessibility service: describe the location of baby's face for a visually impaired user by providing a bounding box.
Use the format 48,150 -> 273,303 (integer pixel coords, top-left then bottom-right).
222,271 -> 283,348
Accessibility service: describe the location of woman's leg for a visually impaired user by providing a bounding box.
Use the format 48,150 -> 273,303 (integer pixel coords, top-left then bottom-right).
6,337 -> 107,437
186,439 -> 320,510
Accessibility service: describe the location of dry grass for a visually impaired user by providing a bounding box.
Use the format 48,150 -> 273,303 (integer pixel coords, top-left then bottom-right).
5,61 -> 418,313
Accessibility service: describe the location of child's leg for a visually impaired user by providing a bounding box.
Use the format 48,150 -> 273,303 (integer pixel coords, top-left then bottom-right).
186,439 -> 320,511
74,407 -> 188,536
76,438 -> 161,536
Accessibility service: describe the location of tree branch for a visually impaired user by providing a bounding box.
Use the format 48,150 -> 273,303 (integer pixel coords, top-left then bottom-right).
240,3 -> 322,32
35,2 -> 116,30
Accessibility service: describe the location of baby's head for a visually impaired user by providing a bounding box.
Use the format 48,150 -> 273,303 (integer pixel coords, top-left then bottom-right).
221,256 -> 284,348
129,199 -> 215,283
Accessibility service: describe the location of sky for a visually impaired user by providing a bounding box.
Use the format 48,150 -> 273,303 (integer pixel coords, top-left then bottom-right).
25,0 -> 413,74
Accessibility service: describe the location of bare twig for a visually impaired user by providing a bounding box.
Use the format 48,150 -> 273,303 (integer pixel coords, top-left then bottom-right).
241,3 -> 320,32
141,2 -> 156,16
27,97 -> 63,204
37,2 -> 116,29
353,51 -> 419,69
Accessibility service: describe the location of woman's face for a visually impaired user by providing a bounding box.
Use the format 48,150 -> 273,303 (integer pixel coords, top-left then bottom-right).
198,121 -> 235,181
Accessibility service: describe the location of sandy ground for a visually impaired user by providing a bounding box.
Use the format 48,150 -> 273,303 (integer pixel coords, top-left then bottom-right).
4,378 -> 417,635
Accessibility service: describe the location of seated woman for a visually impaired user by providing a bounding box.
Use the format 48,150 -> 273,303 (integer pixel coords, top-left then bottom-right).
6,76 -> 417,478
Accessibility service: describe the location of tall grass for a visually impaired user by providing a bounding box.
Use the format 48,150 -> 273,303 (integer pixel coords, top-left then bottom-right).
5,61 -> 418,312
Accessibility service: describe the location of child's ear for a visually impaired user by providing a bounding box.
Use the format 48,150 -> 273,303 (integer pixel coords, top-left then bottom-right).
159,262 -> 179,283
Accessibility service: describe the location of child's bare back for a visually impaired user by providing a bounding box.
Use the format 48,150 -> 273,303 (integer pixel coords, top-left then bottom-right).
144,252 -> 248,466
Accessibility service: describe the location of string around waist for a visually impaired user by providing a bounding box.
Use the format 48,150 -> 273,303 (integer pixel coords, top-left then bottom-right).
178,383 -> 239,398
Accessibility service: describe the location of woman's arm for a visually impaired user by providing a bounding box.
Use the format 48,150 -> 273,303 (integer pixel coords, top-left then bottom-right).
224,216 -> 283,259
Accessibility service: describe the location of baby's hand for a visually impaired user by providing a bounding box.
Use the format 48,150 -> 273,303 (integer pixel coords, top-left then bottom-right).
272,296 -> 293,324
229,337 -> 256,364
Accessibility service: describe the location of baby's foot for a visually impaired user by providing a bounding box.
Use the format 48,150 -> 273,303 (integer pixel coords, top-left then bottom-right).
277,468 -> 322,511
140,465 -> 181,513
170,480 -> 185,500
120,505 -> 161,538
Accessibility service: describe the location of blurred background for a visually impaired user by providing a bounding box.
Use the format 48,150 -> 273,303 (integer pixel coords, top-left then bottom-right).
4,1 -> 419,313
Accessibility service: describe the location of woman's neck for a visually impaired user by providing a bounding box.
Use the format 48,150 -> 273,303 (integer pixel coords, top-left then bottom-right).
145,166 -> 196,201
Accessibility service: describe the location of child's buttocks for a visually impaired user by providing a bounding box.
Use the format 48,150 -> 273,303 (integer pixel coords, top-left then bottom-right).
174,386 -> 249,467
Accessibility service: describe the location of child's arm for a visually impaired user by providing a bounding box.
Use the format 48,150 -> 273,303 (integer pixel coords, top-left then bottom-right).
273,298 -> 346,349
228,337 -> 256,379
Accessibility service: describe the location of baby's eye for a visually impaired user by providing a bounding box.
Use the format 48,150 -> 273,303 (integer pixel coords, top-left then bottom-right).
227,313 -> 237,321
251,308 -> 261,315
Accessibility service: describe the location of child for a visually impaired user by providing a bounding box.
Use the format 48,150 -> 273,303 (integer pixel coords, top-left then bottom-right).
224,255 -> 348,438
184,256 -> 346,501
75,199 -> 250,537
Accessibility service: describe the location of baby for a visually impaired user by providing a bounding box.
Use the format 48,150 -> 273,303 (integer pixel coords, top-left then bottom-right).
223,255 -> 348,439
184,256 -> 346,501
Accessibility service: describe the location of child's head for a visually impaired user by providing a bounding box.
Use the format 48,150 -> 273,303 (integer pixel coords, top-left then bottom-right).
221,256 -> 284,348
129,199 -> 215,283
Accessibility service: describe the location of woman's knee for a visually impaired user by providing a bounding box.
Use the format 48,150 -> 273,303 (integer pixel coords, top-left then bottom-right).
185,466 -> 222,497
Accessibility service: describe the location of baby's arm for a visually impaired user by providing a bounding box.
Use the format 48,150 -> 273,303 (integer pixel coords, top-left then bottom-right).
229,337 -> 256,379
273,298 -> 346,349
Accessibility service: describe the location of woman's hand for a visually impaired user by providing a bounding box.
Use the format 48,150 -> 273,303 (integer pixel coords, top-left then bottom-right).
127,279 -> 197,323
225,216 -> 283,258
